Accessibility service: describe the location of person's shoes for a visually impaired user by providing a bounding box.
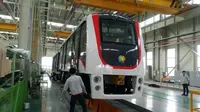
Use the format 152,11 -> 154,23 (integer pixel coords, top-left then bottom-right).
185,94 -> 188,96
182,94 -> 185,96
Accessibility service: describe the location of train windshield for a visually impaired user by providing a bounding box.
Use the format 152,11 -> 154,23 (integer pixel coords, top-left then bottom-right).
100,19 -> 136,45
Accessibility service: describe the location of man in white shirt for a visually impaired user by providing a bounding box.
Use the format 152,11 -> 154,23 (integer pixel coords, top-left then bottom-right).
63,67 -> 87,112
181,71 -> 189,96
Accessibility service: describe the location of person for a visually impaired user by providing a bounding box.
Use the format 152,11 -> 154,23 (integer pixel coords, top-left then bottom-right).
63,67 -> 87,112
181,71 -> 189,96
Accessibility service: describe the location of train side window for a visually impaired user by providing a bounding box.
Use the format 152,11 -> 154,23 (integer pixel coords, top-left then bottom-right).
72,27 -> 81,61
63,42 -> 67,68
66,37 -> 73,66
80,22 -> 86,58
60,46 -> 64,69
59,47 -> 61,64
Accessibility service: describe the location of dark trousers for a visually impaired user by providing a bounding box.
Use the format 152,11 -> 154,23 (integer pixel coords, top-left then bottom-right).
70,94 -> 87,112
182,84 -> 189,95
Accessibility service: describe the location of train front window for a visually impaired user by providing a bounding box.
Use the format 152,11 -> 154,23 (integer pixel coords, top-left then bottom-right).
100,19 -> 136,45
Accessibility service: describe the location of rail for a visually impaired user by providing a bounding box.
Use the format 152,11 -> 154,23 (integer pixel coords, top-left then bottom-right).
190,90 -> 200,112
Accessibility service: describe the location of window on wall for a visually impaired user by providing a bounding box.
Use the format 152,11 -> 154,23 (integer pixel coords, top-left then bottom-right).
167,48 -> 175,76
147,51 -> 153,66
197,45 -> 200,71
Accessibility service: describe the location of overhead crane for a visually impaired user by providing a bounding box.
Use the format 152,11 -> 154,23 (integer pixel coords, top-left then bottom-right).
54,31 -> 72,39
0,22 -> 17,31
54,0 -> 194,39
0,22 -> 71,39
66,0 -> 194,14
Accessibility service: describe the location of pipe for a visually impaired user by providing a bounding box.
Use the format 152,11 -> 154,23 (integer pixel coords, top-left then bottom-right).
179,38 -> 200,57
145,30 -> 200,45
146,36 -> 200,49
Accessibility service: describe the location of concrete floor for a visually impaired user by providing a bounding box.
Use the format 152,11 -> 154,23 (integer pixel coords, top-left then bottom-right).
126,86 -> 200,112
42,75 -> 89,112
41,75 -> 200,112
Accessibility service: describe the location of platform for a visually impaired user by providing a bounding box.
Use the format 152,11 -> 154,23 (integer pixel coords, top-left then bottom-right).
39,75 -> 200,112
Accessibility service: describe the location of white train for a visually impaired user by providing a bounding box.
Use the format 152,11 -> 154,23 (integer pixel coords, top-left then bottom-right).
52,13 -> 146,99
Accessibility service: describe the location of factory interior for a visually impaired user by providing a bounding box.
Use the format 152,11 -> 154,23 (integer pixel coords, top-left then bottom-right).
1,0 -> 200,112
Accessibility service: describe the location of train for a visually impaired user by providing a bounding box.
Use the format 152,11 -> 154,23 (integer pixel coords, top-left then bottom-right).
52,13 -> 146,99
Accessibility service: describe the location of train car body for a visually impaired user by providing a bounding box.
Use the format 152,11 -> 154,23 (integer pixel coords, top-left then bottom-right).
52,13 -> 146,99
52,52 -> 62,80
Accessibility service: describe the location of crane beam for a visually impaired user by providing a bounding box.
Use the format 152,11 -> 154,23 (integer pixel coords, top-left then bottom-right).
68,0 -> 182,14
0,22 -> 17,31
54,31 -> 71,38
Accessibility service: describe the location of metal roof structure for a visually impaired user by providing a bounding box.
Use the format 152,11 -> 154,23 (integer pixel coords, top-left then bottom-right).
0,0 -> 198,44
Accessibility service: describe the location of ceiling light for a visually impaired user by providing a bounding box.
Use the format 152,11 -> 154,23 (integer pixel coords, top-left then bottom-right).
46,36 -> 66,41
113,11 -> 117,14
47,21 -> 77,29
66,25 -> 77,29
0,14 -> 19,21
0,31 -> 18,35
0,14 -> 77,29
47,21 -> 63,27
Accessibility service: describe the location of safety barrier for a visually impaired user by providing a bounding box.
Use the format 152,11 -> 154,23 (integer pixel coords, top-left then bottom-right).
0,80 -> 28,112
190,90 -> 200,112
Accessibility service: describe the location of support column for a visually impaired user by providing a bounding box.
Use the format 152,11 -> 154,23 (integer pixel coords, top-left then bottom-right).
153,30 -> 156,72
18,0 -> 33,50
31,4 -> 40,62
176,22 -> 180,71
193,17 -> 197,71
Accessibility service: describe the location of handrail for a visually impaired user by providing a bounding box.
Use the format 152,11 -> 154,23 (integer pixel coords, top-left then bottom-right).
0,73 -> 21,88
190,90 -> 200,112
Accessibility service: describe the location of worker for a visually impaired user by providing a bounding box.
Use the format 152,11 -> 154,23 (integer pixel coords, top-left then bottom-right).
181,71 -> 189,96
63,67 -> 87,112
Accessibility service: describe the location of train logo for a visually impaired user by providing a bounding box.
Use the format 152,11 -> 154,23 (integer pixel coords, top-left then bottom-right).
118,55 -> 126,64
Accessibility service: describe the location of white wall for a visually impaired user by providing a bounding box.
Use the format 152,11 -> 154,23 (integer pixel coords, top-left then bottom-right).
144,14 -> 200,73
45,43 -> 61,57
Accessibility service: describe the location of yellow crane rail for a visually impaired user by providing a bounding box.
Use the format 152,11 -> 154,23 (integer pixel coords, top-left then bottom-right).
0,22 -> 17,31
54,31 -> 72,38
67,0 -> 194,14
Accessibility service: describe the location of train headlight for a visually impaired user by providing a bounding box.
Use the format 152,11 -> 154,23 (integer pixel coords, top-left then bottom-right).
138,77 -> 143,84
93,76 -> 101,83
95,85 -> 101,91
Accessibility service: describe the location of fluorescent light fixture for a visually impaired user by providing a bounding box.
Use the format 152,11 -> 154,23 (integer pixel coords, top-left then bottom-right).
0,14 -> 77,29
113,11 -> 117,14
47,22 -> 63,27
165,14 -> 171,18
47,36 -> 66,41
66,24 -> 77,29
47,21 -> 77,29
0,14 -> 19,21
0,31 -> 18,35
